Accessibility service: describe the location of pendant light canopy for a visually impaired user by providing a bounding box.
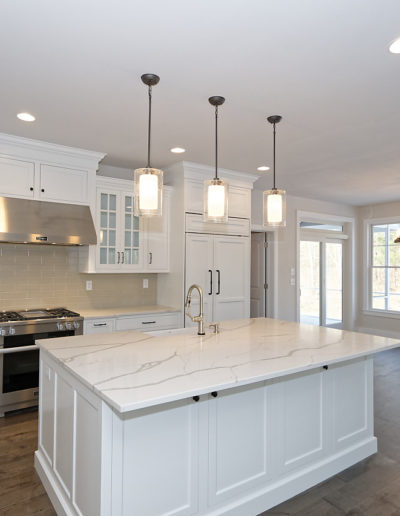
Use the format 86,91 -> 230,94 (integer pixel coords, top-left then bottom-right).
263,115 -> 286,227
134,74 -> 163,217
204,96 -> 229,223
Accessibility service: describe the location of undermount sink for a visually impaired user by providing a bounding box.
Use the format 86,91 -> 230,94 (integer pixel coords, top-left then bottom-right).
145,327 -> 204,337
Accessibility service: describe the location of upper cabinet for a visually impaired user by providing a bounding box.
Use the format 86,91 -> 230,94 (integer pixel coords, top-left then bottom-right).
80,177 -> 171,273
0,133 -> 105,206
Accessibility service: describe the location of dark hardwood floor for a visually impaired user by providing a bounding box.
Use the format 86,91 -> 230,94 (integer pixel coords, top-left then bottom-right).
0,348 -> 399,516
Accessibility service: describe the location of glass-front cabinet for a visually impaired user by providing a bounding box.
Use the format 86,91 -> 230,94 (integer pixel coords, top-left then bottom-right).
97,187 -> 144,271
91,179 -> 170,273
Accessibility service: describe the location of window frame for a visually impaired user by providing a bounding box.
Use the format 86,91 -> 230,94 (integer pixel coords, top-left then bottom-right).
364,217 -> 400,318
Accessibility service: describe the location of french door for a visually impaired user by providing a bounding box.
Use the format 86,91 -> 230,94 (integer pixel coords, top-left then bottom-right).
299,239 -> 343,328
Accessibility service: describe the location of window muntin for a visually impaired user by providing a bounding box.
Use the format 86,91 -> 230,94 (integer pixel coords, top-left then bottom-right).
371,223 -> 400,312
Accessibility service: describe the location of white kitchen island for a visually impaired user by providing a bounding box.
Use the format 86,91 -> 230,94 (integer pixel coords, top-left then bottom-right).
35,318 -> 400,516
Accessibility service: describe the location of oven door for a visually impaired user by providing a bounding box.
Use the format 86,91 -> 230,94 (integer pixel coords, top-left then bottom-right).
0,329 -> 74,410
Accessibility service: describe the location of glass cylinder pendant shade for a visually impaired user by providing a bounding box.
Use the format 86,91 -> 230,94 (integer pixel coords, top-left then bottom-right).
134,167 -> 163,216
203,178 -> 229,223
263,188 -> 286,227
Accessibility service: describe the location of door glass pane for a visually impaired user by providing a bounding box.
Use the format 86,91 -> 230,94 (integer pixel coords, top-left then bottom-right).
125,231 -> 131,247
108,248 -> 115,264
109,194 -> 117,211
109,230 -> 116,246
101,193 -> 108,210
326,242 -> 343,326
121,194 -> 140,267
133,231 -> 139,247
100,212 -> 107,228
109,212 -> 116,229
300,241 -> 320,325
100,247 -> 107,264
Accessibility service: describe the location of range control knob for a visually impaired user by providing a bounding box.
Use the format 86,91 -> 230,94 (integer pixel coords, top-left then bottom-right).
73,321 -> 80,330
8,327 -> 15,336
65,322 -> 72,330
57,322 -> 65,331
0,328 -> 6,337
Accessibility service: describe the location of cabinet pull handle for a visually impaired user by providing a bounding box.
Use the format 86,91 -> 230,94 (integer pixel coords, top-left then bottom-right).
117,252 -> 120,264
121,251 -> 124,264
208,270 -> 213,295
30,187 -> 34,191
192,395 -> 200,402
216,270 -> 221,295
323,365 -> 329,370
149,252 -> 152,265
141,321 -> 156,325
211,391 -> 218,398
93,323 -> 107,327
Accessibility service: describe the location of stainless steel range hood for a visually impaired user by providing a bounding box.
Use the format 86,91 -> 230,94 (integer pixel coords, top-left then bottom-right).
0,196 -> 97,245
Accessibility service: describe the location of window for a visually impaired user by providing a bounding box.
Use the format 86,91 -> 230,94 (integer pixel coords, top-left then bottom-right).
370,223 -> 400,312
300,221 -> 343,232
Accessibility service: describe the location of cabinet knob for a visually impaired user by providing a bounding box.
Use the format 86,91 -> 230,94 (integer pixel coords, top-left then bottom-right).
41,188 -> 45,193
323,365 -> 329,370
211,391 -> 218,398
30,187 -> 34,191
192,395 -> 200,402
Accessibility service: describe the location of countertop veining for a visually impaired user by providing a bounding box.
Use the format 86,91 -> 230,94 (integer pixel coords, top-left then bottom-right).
38,318 -> 400,414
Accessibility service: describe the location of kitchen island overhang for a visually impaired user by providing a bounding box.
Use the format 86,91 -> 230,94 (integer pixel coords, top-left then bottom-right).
34,318 -> 400,516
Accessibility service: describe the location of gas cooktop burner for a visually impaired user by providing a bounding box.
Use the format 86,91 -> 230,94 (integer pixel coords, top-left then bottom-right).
0,308 -> 80,323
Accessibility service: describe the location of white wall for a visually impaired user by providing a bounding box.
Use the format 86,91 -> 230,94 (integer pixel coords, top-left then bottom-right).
252,189 -> 356,323
356,200 -> 400,338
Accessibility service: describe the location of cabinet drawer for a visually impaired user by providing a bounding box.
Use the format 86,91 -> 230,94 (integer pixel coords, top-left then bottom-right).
116,313 -> 179,331
83,318 -> 115,334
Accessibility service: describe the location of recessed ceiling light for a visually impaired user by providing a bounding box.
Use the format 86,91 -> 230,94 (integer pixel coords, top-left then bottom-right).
257,166 -> 270,171
389,37 -> 400,53
17,112 -> 36,122
170,147 -> 186,153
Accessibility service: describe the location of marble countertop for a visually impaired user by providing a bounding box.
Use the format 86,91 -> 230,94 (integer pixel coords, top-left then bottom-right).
38,318 -> 400,414
76,305 -> 180,319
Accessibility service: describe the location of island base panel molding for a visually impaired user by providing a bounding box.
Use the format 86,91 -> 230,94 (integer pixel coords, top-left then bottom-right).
35,352 -> 376,516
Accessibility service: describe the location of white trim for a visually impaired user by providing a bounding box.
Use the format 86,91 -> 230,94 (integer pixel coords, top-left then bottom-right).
180,160 -> 260,184
363,217 -> 400,316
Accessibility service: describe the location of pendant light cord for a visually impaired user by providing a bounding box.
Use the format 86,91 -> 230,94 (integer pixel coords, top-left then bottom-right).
215,105 -> 219,180
272,121 -> 276,190
147,85 -> 152,169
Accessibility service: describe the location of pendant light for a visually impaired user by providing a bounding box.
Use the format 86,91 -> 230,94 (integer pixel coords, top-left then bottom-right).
134,74 -> 163,217
395,235 -> 400,244
204,96 -> 229,223
263,115 -> 286,227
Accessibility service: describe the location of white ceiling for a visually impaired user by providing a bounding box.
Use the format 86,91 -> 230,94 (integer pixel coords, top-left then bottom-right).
1,0 -> 400,206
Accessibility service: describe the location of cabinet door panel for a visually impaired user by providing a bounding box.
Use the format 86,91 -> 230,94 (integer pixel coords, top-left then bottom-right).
0,156 -> 34,198
146,191 -> 170,271
228,186 -> 251,218
273,369 -> 327,474
120,191 -> 144,270
40,164 -> 88,204
208,383 -> 269,504
185,233 -> 214,326
121,400 -> 199,516
54,376 -> 74,498
97,189 -> 120,270
331,358 -> 372,451
213,235 -> 250,321
39,359 -> 55,465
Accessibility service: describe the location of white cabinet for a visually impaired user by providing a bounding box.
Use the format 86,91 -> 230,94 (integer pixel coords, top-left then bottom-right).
184,179 -> 251,219
39,164 -> 89,204
81,178 -> 171,273
0,156 -> 35,198
83,312 -> 180,335
0,133 -> 104,205
97,186 -> 145,272
185,233 -> 250,325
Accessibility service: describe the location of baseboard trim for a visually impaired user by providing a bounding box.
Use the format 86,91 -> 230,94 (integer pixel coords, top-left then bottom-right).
35,450 -> 74,516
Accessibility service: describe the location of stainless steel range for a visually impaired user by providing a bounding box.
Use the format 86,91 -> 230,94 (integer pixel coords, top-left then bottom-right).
0,307 -> 83,416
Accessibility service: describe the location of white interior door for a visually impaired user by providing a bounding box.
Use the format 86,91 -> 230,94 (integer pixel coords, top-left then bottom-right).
213,235 -> 250,322
250,232 -> 266,318
185,234 -> 214,326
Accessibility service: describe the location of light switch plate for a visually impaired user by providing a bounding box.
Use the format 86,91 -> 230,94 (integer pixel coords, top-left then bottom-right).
86,280 -> 93,291
143,278 -> 149,289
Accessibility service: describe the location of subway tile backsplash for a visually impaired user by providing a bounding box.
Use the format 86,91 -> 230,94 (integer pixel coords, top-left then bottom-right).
0,244 -> 157,310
